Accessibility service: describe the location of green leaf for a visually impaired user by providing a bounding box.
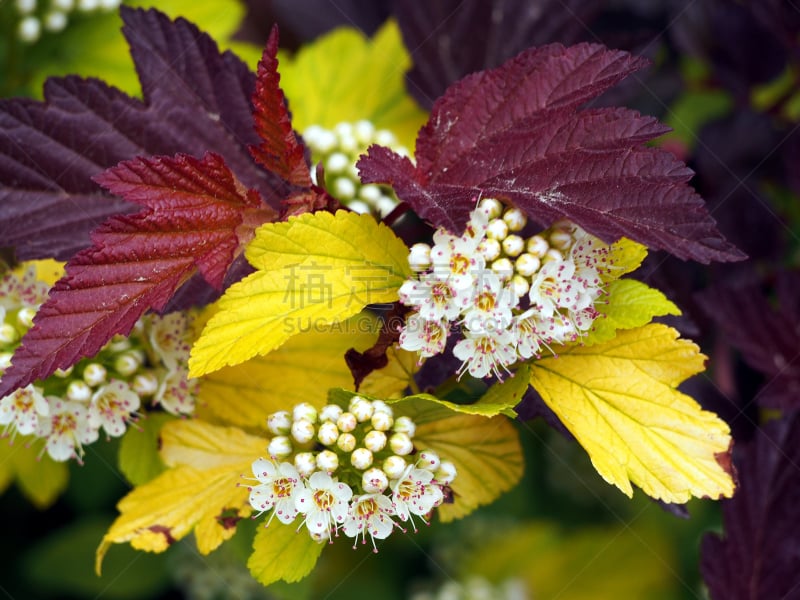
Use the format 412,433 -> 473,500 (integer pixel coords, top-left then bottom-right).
189,211 -> 411,377
529,324 -> 734,503
473,364 -> 530,417
585,279 -> 680,346
248,522 -> 325,586
24,516 -> 170,600
118,413 -> 175,485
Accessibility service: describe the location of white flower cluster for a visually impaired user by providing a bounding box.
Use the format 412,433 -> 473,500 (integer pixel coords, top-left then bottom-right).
398,198 -> 612,379
13,0 -> 122,44
303,120 -> 408,217
0,265 -> 198,462
246,396 -> 456,551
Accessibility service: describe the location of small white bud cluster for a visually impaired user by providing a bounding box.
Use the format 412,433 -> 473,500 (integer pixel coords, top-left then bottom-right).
247,396 -> 457,549
397,199 -> 613,378
12,0 -> 121,44
411,575 -> 529,600
0,264 -> 199,462
303,121 -> 408,217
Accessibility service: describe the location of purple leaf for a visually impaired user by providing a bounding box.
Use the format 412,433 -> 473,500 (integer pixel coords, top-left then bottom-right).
701,412 -> 800,600
0,7 -> 287,262
0,152 -> 273,398
394,0 -> 601,108
696,272 -> 800,411
359,42 -> 744,263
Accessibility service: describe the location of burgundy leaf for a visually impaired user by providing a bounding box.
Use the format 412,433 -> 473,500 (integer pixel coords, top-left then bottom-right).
345,303 -> 410,390
359,42 -> 745,263
696,272 -> 800,411
394,0 -> 601,108
0,7 -> 287,262
701,413 -> 800,600
249,26 -> 311,188
0,153 -> 273,398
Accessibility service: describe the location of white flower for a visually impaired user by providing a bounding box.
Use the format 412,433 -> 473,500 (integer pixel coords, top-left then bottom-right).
0,384 -> 49,437
88,380 -> 140,437
295,471 -> 352,540
39,398 -> 98,462
428,208 -> 489,290
153,367 -> 197,416
399,313 -> 449,358
342,493 -> 397,551
529,259 -> 593,319
0,265 -> 49,310
146,312 -> 191,371
398,275 -> 470,322
453,327 -> 517,379
391,465 -> 444,530
461,272 -> 517,334
248,459 -> 304,525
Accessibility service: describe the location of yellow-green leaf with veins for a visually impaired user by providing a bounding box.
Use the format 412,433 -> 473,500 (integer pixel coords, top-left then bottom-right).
529,324 -> 734,503
198,314 -> 382,429
360,345 -> 420,399
585,279 -> 680,346
393,397 -> 523,521
276,20 -> 427,150
0,438 -> 68,509
603,237 -> 648,282
96,421 -> 265,573
248,520 -> 325,586
189,211 -> 411,377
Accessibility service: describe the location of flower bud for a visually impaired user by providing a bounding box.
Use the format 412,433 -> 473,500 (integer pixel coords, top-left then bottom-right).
479,198 -> 503,219
325,152 -> 349,174
336,412 -> 357,432
350,448 -> 373,470
66,380 -> 92,402
549,230 -> 572,250
316,450 -> 339,473
294,452 -> 316,477
393,416 -> 416,437
114,352 -> 141,377
16,307 -> 36,329
510,274 -> 530,297
389,432 -> 413,455
371,400 -> 392,416
503,207 -> 527,232
0,352 -> 12,372
491,258 -> 514,281
477,238 -> 501,261
435,461 -> 457,484
268,436 -> 292,459
319,404 -> 343,423
17,16 -> 41,42
418,450 -> 441,471
290,419 -> 315,444
317,421 -> 339,446
337,432 -> 356,453
267,411 -> 291,435
132,372 -> 158,396
502,234 -> 525,257
371,411 -> 393,432
526,235 -> 549,257
515,253 -> 540,277
83,363 -> 107,387
292,402 -> 317,424
383,455 -> 407,479
349,396 -> 373,422
487,218 -> 509,240
0,324 -> 19,345
543,248 -> 563,264
362,467 -> 389,493
408,243 -> 432,272
364,430 -> 387,452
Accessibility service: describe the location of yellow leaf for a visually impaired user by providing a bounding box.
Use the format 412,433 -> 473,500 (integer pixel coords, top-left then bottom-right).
0,438 -> 69,508
529,324 -> 734,503
97,421 -> 265,572
276,21 -> 427,150
585,279 -> 680,346
394,398 -> 524,521
189,211 -> 411,377
248,522 -> 325,586
604,237 -> 648,282
198,315 -> 381,429
360,346 -> 420,399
